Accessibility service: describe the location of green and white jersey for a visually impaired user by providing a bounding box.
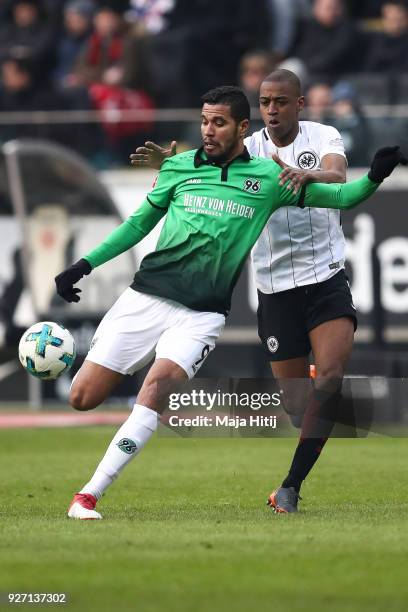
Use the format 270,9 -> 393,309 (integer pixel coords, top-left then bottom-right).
131,147 -> 304,314
84,147 -> 378,315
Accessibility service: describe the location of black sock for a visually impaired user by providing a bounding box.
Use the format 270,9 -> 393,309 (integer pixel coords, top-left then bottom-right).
281,386 -> 342,493
282,438 -> 328,493
281,473 -> 302,493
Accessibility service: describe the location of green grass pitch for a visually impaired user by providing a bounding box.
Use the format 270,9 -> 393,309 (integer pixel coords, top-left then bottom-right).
1,427 -> 408,612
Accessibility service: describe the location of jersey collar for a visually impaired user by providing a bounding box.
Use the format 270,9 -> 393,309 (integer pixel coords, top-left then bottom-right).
194,146 -> 251,168
262,125 -> 302,146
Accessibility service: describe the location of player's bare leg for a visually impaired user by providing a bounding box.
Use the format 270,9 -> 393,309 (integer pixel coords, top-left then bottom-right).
309,317 -> 354,388
68,358 -> 187,519
70,361 -> 125,411
268,317 -> 354,513
137,358 -> 189,413
270,357 -> 310,427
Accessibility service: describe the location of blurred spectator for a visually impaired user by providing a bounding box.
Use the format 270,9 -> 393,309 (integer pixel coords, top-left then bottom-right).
365,1 -> 408,73
54,1 -> 94,88
278,57 -> 309,87
330,80 -> 371,165
266,0 -> 311,57
72,1 -> 152,92
0,0 -> 56,78
72,3 -> 154,161
306,82 -> 332,122
290,0 -> 359,80
121,29 -> 153,94
0,56 -> 69,110
0,57 -> 42,111
239,50 -> 276,107
0,56 -> 71,139
306,80 -> 371,166
152,0 -> 271,106
0,0 -> 399,169
126,0 -> 174,34
0,52 -> 105,157
74,3 -> 127,87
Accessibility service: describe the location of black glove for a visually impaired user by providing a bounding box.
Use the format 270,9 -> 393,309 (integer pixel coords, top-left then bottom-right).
55,258 -> 92,303
368,146 -> 408,183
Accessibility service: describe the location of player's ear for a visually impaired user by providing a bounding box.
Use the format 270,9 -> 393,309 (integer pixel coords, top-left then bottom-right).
239,118 -> 250,138
298,96 -> 305,113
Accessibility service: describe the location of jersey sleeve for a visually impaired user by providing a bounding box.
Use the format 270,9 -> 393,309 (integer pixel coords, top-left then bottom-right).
145,158 -> 176,209
287,174 -> 379,210
84,199 -> 166,269
319,125 -> 346,160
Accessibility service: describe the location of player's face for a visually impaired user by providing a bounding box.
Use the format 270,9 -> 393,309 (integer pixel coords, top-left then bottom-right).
259,81 -> 305,146
201,104 -> 248,163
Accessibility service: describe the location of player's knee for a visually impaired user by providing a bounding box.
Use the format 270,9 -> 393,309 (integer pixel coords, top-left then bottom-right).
69,385 -> 99,411
316,363 -> 344,380
314,364 -> 344,394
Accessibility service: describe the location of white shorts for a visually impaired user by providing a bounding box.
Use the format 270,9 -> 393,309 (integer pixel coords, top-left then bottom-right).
86,288 -> 225,379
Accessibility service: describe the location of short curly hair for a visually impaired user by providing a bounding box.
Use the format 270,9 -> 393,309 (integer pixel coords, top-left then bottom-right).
201,86 -> 250,123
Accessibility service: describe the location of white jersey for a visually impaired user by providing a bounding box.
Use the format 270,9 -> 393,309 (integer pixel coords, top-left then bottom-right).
245,121 -> 347,294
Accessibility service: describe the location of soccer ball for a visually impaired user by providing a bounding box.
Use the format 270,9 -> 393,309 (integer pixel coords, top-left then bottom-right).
18,321 -> 76,380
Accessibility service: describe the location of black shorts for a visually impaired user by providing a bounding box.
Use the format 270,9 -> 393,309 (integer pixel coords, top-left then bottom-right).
257,270 -> 357,362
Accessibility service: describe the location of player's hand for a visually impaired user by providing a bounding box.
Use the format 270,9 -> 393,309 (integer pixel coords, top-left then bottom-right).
55,259 -> 92,303
129,140 -> 177,170
272,154 -> 312,194
368,146 -> 408,183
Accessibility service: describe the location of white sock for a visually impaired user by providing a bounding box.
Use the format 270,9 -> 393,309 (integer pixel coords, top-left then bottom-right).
80,404 -> 158,500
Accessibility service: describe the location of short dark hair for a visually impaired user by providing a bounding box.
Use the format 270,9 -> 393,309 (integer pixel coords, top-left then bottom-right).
263,69 -> 302,97
201,86 -> 250,123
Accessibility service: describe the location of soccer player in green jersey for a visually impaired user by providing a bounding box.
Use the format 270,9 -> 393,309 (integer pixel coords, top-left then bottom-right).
55,86 -> 406,519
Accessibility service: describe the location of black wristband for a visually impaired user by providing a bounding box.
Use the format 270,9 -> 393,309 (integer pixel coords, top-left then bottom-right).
367,169 -> 382,184
76,258 -> 92,275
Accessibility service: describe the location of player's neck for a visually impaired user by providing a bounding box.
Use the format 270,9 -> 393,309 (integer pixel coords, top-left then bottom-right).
269,123 -> 299,148
223,142 -> 245,164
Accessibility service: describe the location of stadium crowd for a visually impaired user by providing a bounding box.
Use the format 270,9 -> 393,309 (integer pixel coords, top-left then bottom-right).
0,0 -> 407,165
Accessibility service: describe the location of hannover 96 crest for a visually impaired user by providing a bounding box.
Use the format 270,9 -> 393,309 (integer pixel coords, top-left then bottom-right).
117,438 -> 138,454
297,151 -> 319,170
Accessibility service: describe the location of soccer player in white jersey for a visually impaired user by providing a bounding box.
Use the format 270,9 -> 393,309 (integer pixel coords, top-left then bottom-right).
131,70 -> 357,513
248,70 -> 353,513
